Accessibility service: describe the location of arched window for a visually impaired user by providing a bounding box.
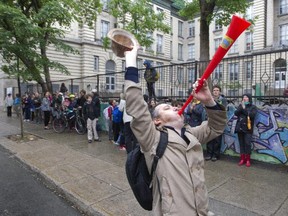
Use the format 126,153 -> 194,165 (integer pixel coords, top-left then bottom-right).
105,60 -> 116,91
274,58 -> 287,89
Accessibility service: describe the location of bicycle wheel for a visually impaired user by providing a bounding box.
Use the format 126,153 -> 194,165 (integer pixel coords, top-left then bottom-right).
75,117 -> 86,135
52,117 -> 66,133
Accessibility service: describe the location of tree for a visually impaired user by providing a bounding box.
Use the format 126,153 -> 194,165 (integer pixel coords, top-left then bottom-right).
0,0 -> 101,93
173,0 -> 251,75
107,0 -> 170,48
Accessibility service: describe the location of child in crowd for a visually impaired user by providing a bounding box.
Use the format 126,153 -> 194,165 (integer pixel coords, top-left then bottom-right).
83,94 -> 101,143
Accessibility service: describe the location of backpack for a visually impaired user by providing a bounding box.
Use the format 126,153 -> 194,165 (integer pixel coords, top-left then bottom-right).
112,106 -> 123,123
144,68 -> 160,82
125,131 -> 168,211
103,106 -> 111,120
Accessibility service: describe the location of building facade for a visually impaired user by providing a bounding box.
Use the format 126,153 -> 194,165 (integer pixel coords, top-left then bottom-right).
0,0 -> 287,105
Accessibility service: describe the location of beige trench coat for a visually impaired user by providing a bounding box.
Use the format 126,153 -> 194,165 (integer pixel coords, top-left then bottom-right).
125,79 -> 227,216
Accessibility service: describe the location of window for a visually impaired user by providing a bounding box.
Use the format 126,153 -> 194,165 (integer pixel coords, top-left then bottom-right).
178,21 -> 183,37
213,64 -> 223,80
227,90 -> 238,97
170,41 -> 173,59
228,63 -> 239,81
229,41 -> 238,54
170,17 -> 173,33
94,56 -> 99,71
156,7 -> 164,14
137,58 -> 143,78
244,89 -> 252,94
122,60 -> 126,71
101,0 -> 110,11
245,32 -> 253,51
215,22 -> 222,31
274,58 -> 287,88
280,0 -> 288,15
156,62 -> 164,81
188,44 -> 195,59
177,67 -> 184,83
157,89 -> 163,97
146,32 -> 153,50
156,34 -> 163,53
214,38 -> 222,52
178,43 -> 183,60
188,67 -> 196,83
245,61 -> 253,80
188,21 -> 195,37
280,24 -> 288,45
245,4 -> 254,20
137,58 -> 143,69
169,65 -> 173,82
105,60 -> 115,91
69,85 -> 79,94
101,20 -> 109,39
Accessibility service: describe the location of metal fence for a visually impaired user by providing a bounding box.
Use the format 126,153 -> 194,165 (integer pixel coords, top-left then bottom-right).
22,48 -> 288,106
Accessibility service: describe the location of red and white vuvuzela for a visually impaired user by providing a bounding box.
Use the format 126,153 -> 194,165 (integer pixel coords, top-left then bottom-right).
178,15 -> 251,115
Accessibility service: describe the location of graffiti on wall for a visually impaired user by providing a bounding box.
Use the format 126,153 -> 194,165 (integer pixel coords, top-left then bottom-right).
222,105 -> 288,164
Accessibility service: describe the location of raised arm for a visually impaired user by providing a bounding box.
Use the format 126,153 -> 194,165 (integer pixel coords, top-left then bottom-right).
124,45 -> 159,152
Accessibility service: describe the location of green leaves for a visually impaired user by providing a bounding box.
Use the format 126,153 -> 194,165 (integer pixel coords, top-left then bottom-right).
0,0 -> 101,91
108,0 -> 170,48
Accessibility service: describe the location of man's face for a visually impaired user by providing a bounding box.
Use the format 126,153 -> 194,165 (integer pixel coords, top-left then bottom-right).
154,104 -> 184,126
212,87 -> 221,98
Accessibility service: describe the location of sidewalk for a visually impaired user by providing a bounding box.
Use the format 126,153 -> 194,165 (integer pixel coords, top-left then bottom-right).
0,112 -> 287,216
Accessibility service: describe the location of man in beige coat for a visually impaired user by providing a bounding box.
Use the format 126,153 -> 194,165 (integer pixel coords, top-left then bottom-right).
124,43 -> 227,216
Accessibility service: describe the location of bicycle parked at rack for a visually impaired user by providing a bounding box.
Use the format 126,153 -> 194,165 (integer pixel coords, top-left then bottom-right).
52,108 -> 86,134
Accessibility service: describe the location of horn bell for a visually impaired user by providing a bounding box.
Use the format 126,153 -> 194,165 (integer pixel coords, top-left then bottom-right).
107,29 -> 139,58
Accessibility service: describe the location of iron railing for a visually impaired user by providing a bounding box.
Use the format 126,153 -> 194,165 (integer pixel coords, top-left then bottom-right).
22,48 -> 288,106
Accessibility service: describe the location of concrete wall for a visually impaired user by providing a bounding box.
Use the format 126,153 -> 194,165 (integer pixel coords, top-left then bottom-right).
223,104 -> 288,165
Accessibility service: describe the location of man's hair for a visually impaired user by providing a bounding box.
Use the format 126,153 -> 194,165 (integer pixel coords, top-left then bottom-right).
151,102 -> 166,119
212,85 -> 221,92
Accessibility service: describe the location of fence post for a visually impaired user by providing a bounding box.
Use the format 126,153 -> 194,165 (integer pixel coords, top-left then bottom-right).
71,79 -> 73,93
96,75 -> 99,94
194,60 -> 198,82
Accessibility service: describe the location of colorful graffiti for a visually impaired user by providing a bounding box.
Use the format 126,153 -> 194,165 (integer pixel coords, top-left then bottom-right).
222,105 -> 288,164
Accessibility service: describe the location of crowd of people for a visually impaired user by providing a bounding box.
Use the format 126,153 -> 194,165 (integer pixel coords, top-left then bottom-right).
2,68 -> 263,215
3,79 -> 261,163
3,84 -> 103,143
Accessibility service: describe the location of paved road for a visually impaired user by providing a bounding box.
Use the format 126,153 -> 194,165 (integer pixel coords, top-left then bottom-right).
0,145 -> 83,216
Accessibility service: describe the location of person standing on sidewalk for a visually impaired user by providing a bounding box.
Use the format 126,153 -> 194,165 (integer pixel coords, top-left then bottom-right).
234,94 -> 257,167
118,93 -> 138,153
13,94 -> 21,117
205,85 -> 227,162
22,93 -> 32,122
5,93 -> 14,117
83,94 -> 101,143
33,92 -> 42,124
124,42 -> 226,215
41,92 -> 51,130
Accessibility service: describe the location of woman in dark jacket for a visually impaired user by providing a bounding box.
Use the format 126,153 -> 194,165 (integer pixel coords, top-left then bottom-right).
60,83 -> 68,95
234,94 -> 257,167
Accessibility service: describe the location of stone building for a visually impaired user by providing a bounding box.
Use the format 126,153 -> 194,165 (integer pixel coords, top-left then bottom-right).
0,0 -> 287,105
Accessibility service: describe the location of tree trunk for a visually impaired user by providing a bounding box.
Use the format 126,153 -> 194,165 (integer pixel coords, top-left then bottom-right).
41,33 -> 53,93
199,0 -> 216,88
199,15 -> 210,75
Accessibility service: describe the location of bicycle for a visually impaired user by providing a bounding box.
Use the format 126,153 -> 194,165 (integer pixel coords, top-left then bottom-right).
52,108 -> 86,135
